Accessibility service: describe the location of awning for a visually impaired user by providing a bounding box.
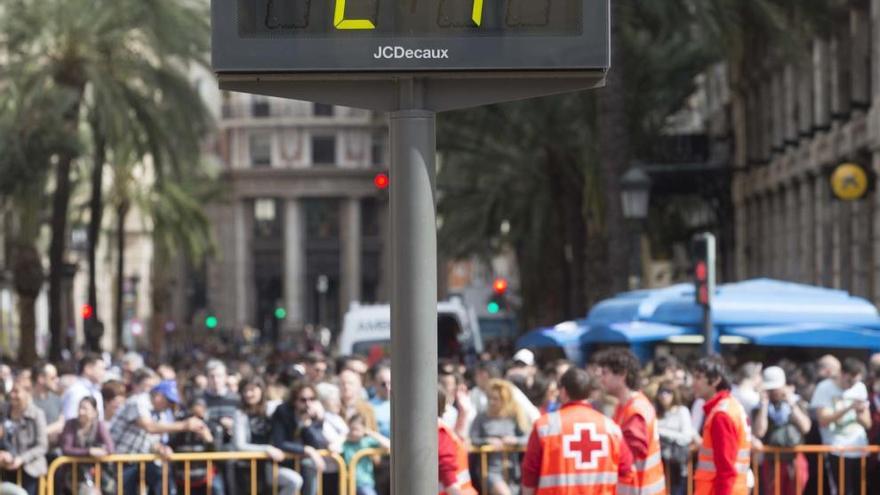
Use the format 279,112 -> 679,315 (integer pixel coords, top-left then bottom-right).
515,321 -> 588,349
579,321 -> 695,345
722,323 -> 880,351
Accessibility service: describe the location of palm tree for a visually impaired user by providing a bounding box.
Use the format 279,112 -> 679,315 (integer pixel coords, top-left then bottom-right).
105,147 -> 217,356
0,83 -> 77,364
437,2 -> 709,327
0,0 -> 211,359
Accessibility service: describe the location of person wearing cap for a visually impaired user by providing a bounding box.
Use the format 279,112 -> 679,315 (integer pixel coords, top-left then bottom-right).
753,366 -> 811,495
110,379 -> 208,494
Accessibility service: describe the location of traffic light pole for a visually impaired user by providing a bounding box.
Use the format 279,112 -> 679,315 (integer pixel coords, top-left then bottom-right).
389,79 -> 438,495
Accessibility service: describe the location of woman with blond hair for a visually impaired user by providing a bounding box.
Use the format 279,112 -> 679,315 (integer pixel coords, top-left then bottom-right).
469,379 -> 530,495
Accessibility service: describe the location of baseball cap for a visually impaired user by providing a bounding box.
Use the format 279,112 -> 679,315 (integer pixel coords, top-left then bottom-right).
513,349 -> 535,367
762,366 -> 786,391
151,380 -> 181,405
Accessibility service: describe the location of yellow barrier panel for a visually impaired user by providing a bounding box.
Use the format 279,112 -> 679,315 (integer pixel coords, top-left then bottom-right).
469,444 -> 524,495
347,447 -> 390,495
684,444 -> 880,495
45,449 -> 346,495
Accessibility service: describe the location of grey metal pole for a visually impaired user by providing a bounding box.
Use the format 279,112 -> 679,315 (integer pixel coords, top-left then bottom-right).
390,103 -> 438,495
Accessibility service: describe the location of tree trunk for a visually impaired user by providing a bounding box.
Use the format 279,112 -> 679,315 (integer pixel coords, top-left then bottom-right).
13,243 -> 43,366
48,80 -> 84,362
48,154 -> 74,362
86,126 -> 106,352
115,201 -> 129,350
597,0 -> 630,297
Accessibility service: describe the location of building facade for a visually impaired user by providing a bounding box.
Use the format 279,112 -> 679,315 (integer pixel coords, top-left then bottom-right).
206,92 -> 389,338
700,1 -> 880,305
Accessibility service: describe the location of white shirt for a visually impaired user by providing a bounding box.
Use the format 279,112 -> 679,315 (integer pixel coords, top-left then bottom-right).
61,377 -> 105,420
810,378 -> 868,457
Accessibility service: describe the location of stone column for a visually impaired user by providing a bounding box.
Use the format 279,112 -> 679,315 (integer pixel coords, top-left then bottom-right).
814,39 -> 831,130
284,199 -> 306,329
787,184 -> 799,280
234,200 -> 253,327
851,198 -> 868,297
800,178 -> 815,284
733,177 -> 747,280
341,197 -> 362,312
816,174 -> 833,287
873,153 -> 880,304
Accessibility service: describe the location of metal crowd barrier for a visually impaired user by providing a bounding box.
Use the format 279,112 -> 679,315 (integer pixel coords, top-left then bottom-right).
682,445 -> 880,495
44,449 -> 346,495
10,443 -> 880,495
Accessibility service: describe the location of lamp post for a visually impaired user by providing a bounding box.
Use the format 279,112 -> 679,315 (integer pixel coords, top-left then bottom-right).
620,166 -> 652,290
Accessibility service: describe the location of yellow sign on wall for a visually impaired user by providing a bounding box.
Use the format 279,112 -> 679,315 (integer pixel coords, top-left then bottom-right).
830,163 -> 869,201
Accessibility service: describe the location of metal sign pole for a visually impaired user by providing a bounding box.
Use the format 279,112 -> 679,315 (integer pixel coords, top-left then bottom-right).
702,232 -> 716,355
390,80 -> 438,495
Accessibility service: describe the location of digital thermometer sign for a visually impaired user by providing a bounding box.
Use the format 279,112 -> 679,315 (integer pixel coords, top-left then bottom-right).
213,0 -> 608,72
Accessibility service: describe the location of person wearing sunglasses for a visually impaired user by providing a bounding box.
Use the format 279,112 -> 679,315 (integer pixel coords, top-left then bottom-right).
270,382 -> 330,495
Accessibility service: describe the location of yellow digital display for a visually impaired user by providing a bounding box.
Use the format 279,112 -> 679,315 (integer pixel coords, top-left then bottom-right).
239,0 -> 582,37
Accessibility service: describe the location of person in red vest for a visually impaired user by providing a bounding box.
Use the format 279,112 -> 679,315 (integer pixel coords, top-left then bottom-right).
692,356 -> 751,495
521,368 -> 634,495
439,387 -> 479,495
594,349 -> 667,495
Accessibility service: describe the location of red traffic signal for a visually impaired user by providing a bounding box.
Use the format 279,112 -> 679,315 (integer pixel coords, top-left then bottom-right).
373,172 -> 389,190
492,277 -> 508,294
695,261 -> 707,281
81,303 -> 94,320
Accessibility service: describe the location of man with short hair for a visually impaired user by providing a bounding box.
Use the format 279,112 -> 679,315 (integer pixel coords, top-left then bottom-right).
817,355 -> 842,381
692,356 -> 751,495
521,368 -> 633,495
595,348 -> 666,495
61,353 -> 106,420
30,362 -> 63,445
370,365 -> 391,438
305,352 -> 330,384
810,357 -> 871,495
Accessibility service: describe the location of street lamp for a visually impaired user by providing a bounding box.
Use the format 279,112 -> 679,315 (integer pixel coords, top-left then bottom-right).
620,166 -> 652,289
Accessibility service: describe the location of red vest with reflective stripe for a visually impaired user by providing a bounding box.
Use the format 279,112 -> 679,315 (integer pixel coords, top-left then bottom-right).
438,423 -> 478,495
693,395 -> 751,495
614,392 -> 667,495
532,402 -> 624,495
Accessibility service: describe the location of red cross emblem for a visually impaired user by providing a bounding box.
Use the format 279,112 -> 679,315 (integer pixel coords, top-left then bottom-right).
563,422 -> 608,469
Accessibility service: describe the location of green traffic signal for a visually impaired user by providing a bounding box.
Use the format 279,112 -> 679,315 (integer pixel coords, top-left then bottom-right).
487,301 -> 500,314
274,307 -> 287,320
205,315 -> 218,329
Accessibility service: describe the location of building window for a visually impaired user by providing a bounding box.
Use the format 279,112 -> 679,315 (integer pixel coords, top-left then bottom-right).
252,96 -> 270,117
361,198 -> 380,237
314,103 -> 334,116
250,132 -> 272,167
311,135 -> 336,165
304,199 -> 340,240
254,198 -> 280,238
371,132 -> 386,166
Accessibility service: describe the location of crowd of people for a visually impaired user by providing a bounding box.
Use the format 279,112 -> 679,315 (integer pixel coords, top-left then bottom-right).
0,346 -> 878,495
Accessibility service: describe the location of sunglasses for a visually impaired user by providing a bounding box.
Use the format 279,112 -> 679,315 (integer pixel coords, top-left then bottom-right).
297,395 -> 318,403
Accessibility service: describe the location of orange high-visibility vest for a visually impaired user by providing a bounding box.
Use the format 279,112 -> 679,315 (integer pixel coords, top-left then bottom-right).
693,395 -> 751,495
532,402 -> 625,495
438,422 -> 478,495
614,391 -> 667,495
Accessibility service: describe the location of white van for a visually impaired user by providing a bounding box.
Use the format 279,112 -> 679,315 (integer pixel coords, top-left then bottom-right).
338,296 -> 484,361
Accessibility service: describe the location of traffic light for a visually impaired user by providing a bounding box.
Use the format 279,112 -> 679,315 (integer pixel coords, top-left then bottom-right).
692,233 -> 716,307
205,314 -> 218,329
373,172 -> 389,190
486,277 -> 509,314
274,307 -> 287,320
81,303 -> 94,320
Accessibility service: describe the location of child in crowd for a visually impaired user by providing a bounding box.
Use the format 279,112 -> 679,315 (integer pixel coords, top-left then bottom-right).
341,413 -> 389,495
